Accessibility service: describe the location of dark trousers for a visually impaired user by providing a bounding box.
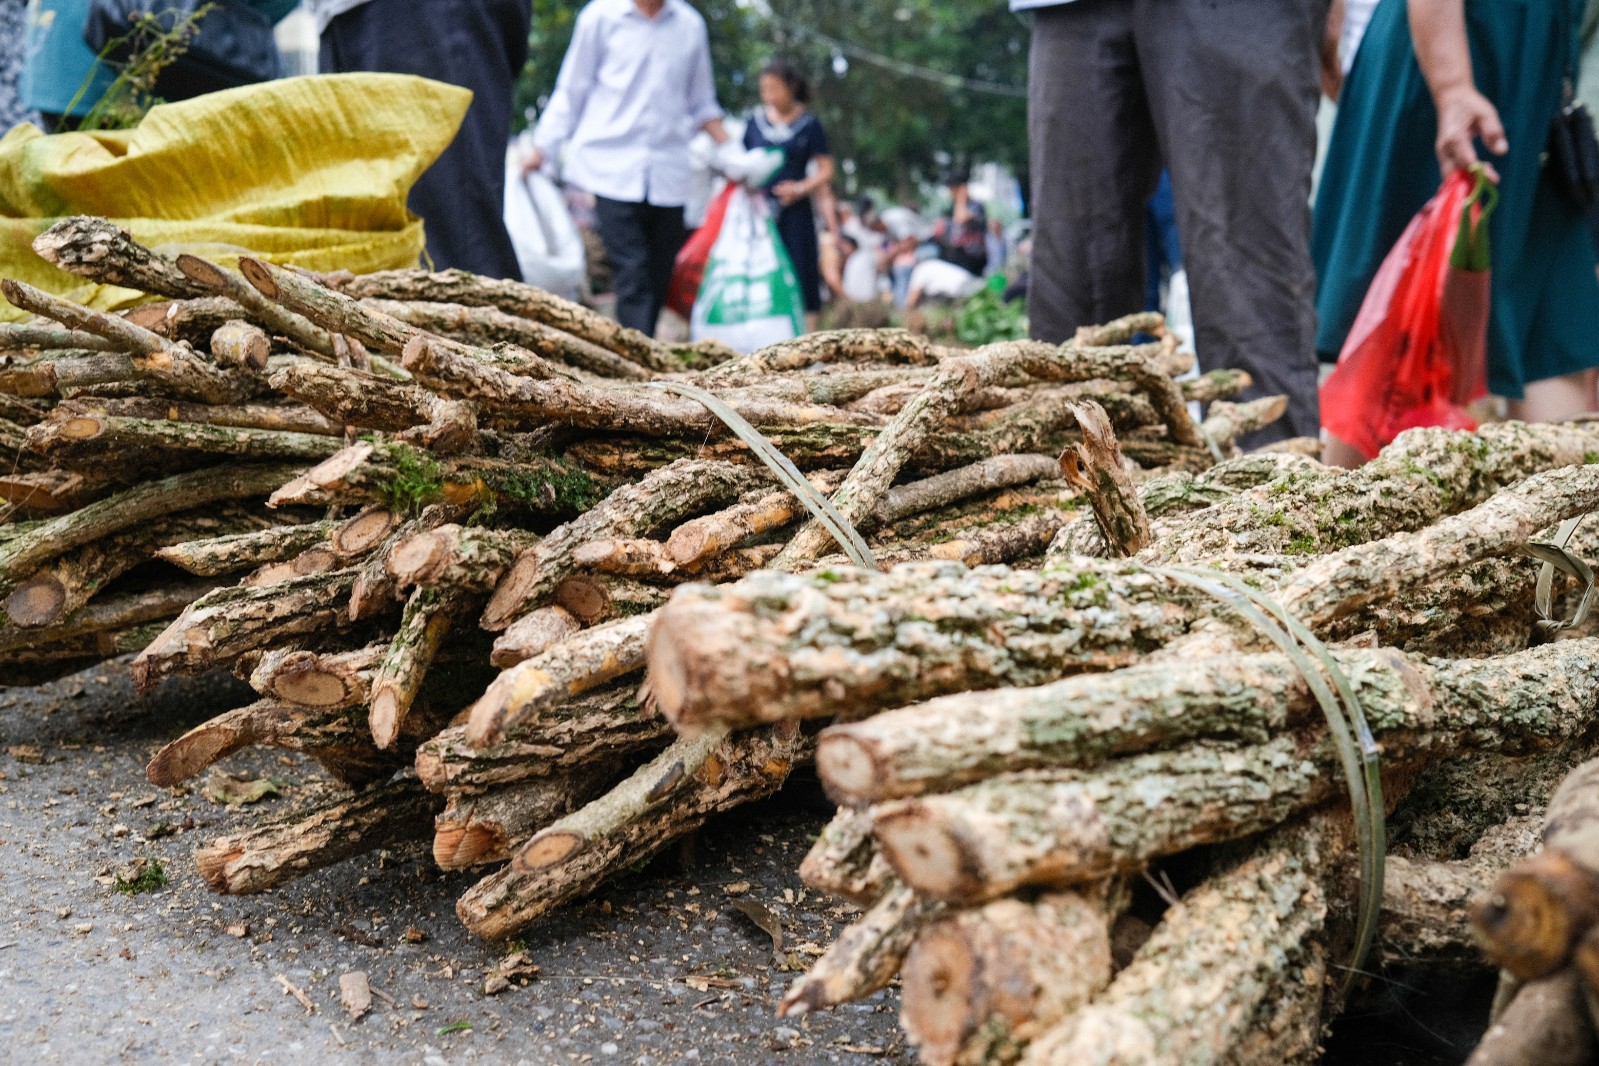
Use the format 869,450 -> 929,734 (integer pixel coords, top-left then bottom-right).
594,197 -> 687,337
1027,0 -> 1328,443
321,0 -> 529,280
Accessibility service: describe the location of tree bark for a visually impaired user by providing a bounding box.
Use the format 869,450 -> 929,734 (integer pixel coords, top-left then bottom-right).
1275,463 -> 1599,630
1379,855 -> 1496,969
173,254 -> 340,358
778,882 -> 941,1017
553,573 -> 669,625
1058,400 -> 1150,558
0,463 -> 304,594
798,807 -> 894,907
1016,822 -> 1332,1066
3,509 -> 263,627
131,566 -> 359,689
25,411 -> 342,468
195,774 -> 441,894
388,523 -> 539,592
401,335 -> 881,436
369,589 -> 466,749
1141,421 -> 1599,565
2,280 -> 249,404
33,216 -> 212,299
433,764 -> 624,870
365,299 -> 651,380
248,644 -> 385,709
900,890 -> 1115,1066
482,458 -> 766,630
871,454 -> 1061,529
0,321 -> 121,353
209,320 -> 270,372
415,683 -> 667,793
490,605 -> 582,667
455,723 -> 805,939
511,724 -> 731,873
331,267 -> 679,371
465,612 -> 654,745
816,639 -> 1592,807
647,560 -> 1204,735
666,472 -> 846,568
1475,757 -> 1599,980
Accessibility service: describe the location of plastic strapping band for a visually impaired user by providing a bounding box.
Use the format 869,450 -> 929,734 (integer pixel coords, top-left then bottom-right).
1520,515 -> 1596,633
1149,564 -> 1385,996
648,381 -> 879,570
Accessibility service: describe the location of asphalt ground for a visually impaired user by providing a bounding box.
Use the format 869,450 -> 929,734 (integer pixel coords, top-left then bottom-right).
0,662 -> 911,1065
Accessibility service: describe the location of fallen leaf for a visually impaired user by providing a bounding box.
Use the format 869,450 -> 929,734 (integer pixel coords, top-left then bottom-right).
402,926 -> 428,944
339,971 -> 372,1020
731,899 -> 784,955
203,771 -> 282,806
6,745 -> 43,764
225,922 -> 250,938
722,881 -> 751,896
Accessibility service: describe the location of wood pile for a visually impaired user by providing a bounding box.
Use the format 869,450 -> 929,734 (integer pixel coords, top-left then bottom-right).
7,217 -> 1597,1062
0,215 -> 1266,910
641,418 -> 1599,1064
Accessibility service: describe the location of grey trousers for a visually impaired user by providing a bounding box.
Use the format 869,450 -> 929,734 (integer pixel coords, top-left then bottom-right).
1027,0 -> 1328,442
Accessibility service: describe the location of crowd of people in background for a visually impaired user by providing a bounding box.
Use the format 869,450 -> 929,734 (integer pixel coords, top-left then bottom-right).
10,0 -> 1599,465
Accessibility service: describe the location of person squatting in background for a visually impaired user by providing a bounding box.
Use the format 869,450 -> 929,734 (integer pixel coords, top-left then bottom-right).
530,0 -> 729,338
1313,0 -> 1599,459
744,59 -> 836,333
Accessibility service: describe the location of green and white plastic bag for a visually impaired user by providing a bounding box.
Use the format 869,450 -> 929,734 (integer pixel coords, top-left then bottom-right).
690,183 -> 804,353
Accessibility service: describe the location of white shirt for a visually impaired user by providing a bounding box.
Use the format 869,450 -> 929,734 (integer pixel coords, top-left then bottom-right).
533,0 -> 723,207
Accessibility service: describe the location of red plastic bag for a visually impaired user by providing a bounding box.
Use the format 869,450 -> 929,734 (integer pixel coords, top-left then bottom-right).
667,182 -> 735,320
1321,169 -> 1495,460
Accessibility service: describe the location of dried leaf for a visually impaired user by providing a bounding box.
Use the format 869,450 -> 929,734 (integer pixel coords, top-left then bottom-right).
203,771 -> 281,806
731,898 -> 784,955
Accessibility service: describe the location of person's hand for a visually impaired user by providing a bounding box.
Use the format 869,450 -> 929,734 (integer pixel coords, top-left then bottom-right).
521,147 -> 546,176
772,180 -> 806,206
1434,84 -> 1506,180
1321,0 -> 1345,101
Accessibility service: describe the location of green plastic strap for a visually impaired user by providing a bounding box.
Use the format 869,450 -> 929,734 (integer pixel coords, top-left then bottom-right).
1151,564 -> 1386,996
648,381 -> 879,571
1521,515 -> 1597,633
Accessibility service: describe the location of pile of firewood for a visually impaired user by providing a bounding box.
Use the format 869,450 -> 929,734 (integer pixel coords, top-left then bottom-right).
634,417 -> 1599,1065
11,216 -> 1599,1063
0,216 -> 1273,908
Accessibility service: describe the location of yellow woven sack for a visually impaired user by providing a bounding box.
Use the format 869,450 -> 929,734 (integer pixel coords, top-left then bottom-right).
0,72 -> 471,320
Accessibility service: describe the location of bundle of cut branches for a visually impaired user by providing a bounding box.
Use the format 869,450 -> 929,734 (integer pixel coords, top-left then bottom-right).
1,217 -> 1272,908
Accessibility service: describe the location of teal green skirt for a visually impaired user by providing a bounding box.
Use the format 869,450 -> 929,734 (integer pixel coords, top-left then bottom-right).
1312,0 -> 1599,398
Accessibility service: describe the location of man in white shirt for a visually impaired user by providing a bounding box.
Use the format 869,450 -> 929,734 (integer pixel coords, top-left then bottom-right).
314,0 -> 530,280
528,0 -> 729,337
1018,0 -> 1339,445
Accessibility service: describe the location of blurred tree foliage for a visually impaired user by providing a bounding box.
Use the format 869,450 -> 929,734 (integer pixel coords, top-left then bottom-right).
514,0 -> 1029,198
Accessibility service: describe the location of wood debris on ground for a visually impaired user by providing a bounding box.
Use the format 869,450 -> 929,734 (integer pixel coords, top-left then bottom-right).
3,215 -> 1597,1061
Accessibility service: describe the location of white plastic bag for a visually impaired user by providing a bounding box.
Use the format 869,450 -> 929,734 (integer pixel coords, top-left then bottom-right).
689,185 -> 803,353
504,150 -> 586,301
